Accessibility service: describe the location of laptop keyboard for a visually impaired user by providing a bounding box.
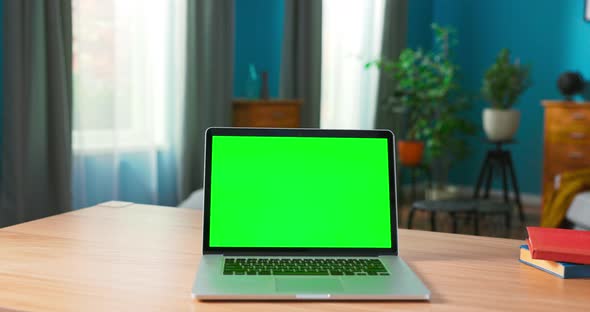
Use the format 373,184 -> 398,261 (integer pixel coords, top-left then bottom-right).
223,258 -> 390,276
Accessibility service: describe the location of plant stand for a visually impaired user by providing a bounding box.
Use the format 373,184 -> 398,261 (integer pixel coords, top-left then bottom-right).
402,163 -> 431,203
472,140 -> 524,225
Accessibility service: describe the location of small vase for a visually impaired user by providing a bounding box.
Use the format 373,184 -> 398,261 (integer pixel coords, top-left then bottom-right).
245,64 -> 259,98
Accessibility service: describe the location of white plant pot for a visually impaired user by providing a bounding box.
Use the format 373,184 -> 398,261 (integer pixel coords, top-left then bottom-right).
483,108 -> 521,141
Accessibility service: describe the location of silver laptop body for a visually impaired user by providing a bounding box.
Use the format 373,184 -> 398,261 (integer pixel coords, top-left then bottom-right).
192,128 -> 430,300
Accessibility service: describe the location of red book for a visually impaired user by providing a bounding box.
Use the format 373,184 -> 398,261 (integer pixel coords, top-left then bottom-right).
527,227 -> 590,265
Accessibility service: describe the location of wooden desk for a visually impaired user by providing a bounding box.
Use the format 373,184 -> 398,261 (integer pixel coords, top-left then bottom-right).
0,202 -> 588,311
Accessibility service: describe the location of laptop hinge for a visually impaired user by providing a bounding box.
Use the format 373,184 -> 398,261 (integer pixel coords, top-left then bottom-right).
217,252 -> 392,257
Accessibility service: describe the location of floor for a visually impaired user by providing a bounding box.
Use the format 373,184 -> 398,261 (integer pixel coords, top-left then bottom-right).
398,200 -> 541,240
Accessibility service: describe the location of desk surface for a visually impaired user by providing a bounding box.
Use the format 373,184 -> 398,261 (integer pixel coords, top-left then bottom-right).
0,202 -> 588,312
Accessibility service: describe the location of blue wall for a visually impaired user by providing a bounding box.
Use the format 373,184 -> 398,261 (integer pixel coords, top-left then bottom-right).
234,0 -> 284,98
433,0 -> 590,194
407,0 -> 433,50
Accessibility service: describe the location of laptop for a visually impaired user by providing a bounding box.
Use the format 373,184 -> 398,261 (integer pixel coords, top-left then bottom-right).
192,127 -> 430,300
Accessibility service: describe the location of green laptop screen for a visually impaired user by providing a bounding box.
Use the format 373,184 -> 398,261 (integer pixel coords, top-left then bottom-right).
209,135 -> 392,248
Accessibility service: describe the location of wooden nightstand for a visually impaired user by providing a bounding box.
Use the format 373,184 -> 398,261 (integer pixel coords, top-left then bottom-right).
541,100 -> 590,218
232,99 -> 302,128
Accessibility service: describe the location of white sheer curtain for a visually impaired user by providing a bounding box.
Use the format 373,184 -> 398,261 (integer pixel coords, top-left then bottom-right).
72,0 -> 186,208
320,0 -> 386,129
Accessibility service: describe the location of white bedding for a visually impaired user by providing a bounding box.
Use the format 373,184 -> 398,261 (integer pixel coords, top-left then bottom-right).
566,191 -> 590,230
178,188 -> 204,209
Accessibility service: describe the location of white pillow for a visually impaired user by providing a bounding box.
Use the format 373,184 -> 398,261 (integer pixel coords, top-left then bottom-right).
566,191 -> 590,230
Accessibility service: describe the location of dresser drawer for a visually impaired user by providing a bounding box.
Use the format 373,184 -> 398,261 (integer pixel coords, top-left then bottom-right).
546,107 -> 590,126
249,104 -> 298,122
545,144 -> 590,175
246,115 -> 299,127
546,126 -> 590,144
233,101 -> 301,128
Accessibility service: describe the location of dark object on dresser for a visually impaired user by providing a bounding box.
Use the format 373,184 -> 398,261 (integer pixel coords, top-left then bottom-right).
557,72 -> 585,100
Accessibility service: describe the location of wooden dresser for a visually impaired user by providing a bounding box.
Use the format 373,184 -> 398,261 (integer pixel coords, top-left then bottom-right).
542,100 -> 590,214
232,99 -> 302,128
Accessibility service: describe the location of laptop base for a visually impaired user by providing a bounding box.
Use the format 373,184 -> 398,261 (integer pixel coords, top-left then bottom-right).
193,255 -> 430,301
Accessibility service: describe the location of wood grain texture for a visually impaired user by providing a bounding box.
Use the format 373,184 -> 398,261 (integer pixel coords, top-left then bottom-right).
232,99 -> 302,127
0,202 -> 588,312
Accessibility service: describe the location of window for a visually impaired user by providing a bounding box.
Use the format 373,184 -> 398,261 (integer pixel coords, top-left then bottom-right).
321,0 -> 386,129
72,0 -> 185,152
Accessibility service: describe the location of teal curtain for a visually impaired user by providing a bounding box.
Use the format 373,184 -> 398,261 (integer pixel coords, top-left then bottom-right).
1,0 -> 73,226
180,0 -> 235,199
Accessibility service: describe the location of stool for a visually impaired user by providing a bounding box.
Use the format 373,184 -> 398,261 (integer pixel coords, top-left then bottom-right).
408,199 -> 513,235
408,199 -> 479,234
473,140 -> 524,225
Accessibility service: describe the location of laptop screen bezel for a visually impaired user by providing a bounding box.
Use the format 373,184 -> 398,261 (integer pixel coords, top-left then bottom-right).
202,127 -> 398,256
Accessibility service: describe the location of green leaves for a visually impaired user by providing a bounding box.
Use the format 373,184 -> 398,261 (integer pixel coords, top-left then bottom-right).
482,48 -> 532,109
368,23 -> 475,168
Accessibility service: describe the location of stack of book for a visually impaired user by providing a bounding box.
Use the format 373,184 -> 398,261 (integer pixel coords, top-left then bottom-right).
519,226 -> 590,278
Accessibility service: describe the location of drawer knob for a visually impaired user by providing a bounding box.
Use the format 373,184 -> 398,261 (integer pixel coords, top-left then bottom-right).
570,132 -> 587,139
571,112 -> 586,120
568,151 -> 584,159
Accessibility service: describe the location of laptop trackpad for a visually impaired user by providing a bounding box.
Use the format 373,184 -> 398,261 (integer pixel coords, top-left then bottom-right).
275,277 -> 343,293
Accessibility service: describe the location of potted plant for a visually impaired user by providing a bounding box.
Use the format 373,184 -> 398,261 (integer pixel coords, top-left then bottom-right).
367,43 -> 438,166
481,49 -> 531,141
385,47 -> 434,166
368,25 -> 475,189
